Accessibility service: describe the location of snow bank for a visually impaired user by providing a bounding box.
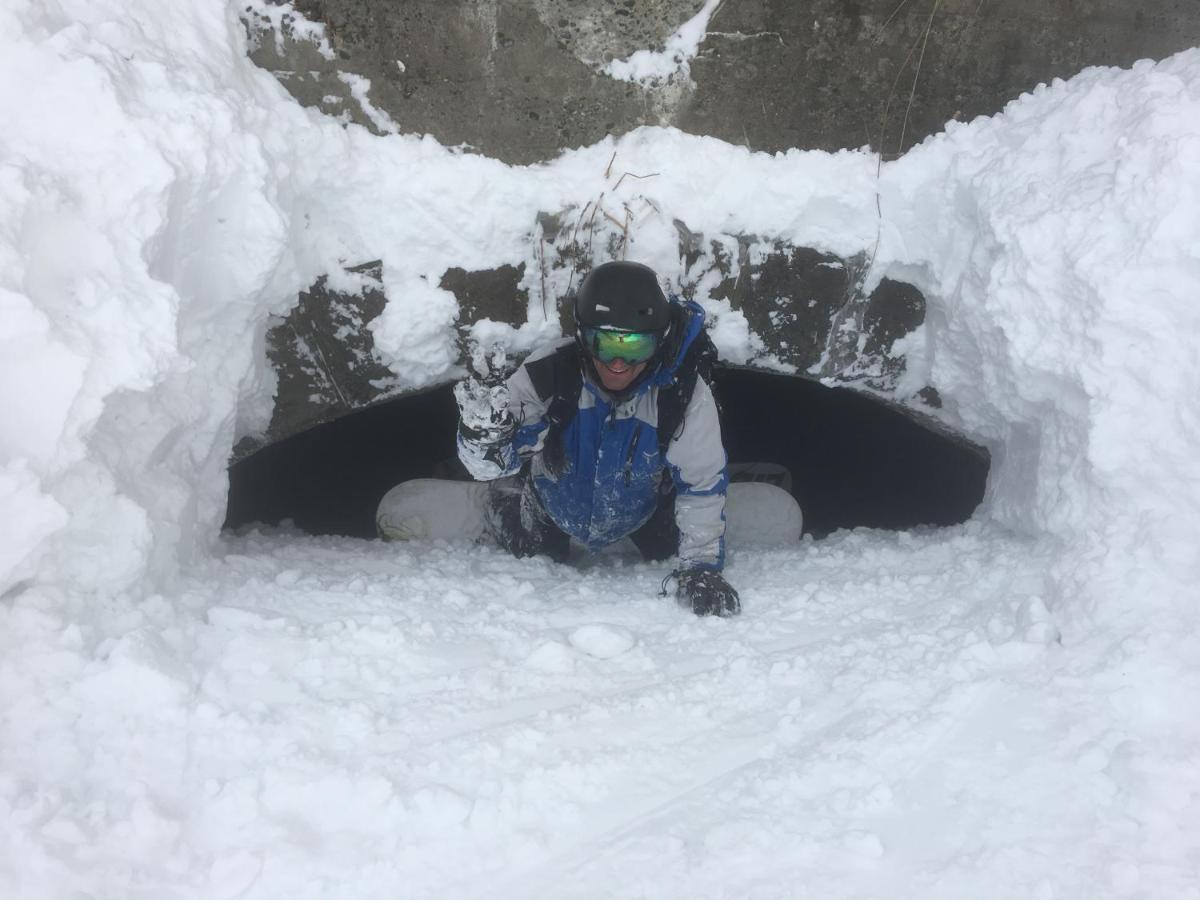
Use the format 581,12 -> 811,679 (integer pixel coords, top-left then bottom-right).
3,0 -> 1199,641
1,0 -> 302,593
877,54 -> 1200,625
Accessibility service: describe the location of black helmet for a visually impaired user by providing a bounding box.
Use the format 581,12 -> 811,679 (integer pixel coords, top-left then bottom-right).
574,261 -> 671,333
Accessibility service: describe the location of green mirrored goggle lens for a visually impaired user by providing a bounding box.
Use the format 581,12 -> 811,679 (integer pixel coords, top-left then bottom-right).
584,327 -> 659,364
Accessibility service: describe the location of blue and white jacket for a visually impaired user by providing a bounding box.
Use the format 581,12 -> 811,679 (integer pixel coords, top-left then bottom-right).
459,301 -> 728,571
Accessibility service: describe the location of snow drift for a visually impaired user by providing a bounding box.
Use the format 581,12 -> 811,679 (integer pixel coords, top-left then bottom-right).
878,58 -> 1200,629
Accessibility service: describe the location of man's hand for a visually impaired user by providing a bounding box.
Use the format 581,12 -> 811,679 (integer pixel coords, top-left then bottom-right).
674,569 -> 741,617
454,376 -> 514,443
455,342 -> 517,480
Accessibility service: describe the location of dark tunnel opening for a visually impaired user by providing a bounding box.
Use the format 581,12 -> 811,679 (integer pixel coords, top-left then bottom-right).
224,368 -> 989,540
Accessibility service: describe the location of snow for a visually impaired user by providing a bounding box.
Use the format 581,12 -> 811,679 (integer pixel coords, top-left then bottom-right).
243,0 -> 335,61
368,270 -> 460,388
603,0 -> 724,87
9,527 -> 1189,897
337,72 -> 400,135
568,624 -> 637,659
2,0 -> 1199,896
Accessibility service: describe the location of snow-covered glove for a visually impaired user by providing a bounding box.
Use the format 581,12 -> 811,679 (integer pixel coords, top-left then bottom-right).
673,568 -> 741,617
455,376 -> 514,442
454,343 -> 517,480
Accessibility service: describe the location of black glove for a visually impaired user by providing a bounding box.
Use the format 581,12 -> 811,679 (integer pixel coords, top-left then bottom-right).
672,569 -> 741,617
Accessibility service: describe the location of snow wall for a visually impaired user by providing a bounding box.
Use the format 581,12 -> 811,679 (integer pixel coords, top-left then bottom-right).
2,2 -> 1199,635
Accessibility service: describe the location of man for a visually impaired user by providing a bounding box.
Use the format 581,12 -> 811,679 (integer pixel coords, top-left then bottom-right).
455,260 -> 740,617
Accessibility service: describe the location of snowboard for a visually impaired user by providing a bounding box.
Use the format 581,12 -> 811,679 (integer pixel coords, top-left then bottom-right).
376,477 -> 802,546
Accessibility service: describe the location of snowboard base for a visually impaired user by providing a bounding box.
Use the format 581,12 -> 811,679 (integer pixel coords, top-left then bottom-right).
376,478 -> 490,542
376,477 -> 803,547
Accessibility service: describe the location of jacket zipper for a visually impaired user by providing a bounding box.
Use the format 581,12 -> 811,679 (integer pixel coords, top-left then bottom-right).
623,422 -> 643,486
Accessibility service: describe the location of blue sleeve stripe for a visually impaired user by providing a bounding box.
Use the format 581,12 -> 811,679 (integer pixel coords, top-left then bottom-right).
514,421 -> 547,451
681,535 -> 726,572
673,468 -> 729,497
687,513 -> 727,571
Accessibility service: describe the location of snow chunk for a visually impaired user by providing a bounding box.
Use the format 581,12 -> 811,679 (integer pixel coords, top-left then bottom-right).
467,317 -> 565,362
605,0 -> 723,87
698,298 -> 762,365
567,624 -> 636,660
369,271 -> 460,390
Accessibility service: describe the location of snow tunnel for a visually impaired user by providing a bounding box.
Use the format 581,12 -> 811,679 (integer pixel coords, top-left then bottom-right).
223,367 -> 988,540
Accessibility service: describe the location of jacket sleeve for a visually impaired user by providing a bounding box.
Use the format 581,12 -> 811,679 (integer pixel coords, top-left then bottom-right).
456,359 -> 552,480
663,377 -> 729,571
507,364 -> 552,459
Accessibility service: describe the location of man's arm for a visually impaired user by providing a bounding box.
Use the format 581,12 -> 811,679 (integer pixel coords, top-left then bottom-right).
663,377 -> 729,571
455,354 -> 552,481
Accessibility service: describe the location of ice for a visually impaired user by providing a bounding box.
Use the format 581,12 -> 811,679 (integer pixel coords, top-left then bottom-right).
369,270 -> 461,387
1,0 -> 1199,896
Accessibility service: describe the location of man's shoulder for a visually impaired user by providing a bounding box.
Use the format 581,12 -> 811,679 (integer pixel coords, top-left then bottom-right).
519,338 -> 579,401
522,338 -> 576,367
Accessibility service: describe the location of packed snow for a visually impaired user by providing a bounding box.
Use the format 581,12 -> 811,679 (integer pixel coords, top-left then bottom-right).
2,0 -> 1199,897
603,0 -> 725,86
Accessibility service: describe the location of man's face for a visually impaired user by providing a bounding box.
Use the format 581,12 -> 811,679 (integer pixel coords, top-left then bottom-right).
582,326 -> 659,394
592,356 -> 648,393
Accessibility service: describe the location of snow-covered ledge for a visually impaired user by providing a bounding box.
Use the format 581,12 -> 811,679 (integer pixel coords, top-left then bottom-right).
247,235 -> 931,457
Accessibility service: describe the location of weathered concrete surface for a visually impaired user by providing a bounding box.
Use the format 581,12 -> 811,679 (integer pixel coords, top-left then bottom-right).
684,0 -> 1200,160
251,0 -> 1200,164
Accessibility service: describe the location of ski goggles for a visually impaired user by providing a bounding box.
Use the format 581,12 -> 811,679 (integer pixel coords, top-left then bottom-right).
581,327 -> 660,365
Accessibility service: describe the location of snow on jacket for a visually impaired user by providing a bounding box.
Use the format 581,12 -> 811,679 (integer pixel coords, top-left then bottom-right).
458,300 -> 729,571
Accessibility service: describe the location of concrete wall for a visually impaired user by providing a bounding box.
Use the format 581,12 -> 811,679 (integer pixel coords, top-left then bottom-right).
258,0 -> 1200,164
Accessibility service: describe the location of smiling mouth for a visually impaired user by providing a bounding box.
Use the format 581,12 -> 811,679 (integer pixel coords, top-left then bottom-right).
597,360 -> 641,382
